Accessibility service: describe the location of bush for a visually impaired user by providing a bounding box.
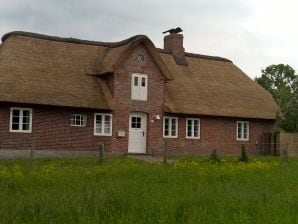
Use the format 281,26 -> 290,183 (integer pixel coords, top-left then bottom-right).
209,149 -> 221,163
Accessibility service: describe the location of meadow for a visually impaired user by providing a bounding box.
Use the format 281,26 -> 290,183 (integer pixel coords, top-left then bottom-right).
0,156 -> 297,224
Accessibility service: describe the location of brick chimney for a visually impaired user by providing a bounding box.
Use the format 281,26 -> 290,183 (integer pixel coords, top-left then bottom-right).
164,33 -> 188,66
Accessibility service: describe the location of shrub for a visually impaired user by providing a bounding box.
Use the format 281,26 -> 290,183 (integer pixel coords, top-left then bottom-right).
209,149 -> 221,163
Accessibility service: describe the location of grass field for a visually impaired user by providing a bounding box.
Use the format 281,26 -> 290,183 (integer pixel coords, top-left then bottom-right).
0,156 -> 297,224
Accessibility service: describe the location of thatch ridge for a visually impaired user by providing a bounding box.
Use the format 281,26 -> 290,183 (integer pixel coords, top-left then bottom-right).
1,31 -> 147,48
157,48 -> 232,63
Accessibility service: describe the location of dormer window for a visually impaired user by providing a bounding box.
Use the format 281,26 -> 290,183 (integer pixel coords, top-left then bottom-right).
131,73 -> 148,101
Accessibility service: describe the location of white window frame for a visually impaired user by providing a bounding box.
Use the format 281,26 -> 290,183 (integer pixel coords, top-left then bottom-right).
131,73 -> 148,101
163,116 -> 178,138
9,107 -> 33,133
70,114 -> 87,127
236,121 -> 249,141
94,113 -> 112,136
186,118 -> 200,139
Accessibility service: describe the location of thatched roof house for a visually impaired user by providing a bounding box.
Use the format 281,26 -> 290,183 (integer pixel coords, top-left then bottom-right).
0,31 -> 278,155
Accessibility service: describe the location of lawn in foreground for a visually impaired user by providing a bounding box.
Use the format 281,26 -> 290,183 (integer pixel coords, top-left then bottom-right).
0,156 -> 297,224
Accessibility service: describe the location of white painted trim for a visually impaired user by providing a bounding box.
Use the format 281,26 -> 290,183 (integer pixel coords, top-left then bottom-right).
236,121 -> 249,141
163,116 -> 178,138
186,118 -> 200,139
93,113 -> 113,136
70,114 -> 87,127
9,107 -> 33,133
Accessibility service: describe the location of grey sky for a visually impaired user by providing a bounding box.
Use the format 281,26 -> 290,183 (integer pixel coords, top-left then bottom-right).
1,0 -> 297,78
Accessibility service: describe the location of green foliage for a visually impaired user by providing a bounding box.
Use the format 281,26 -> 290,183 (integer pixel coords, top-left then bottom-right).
0,157 -> 297,224
255,64 -> 298,132
240,144 -> 248,162
209,149 -> 221,163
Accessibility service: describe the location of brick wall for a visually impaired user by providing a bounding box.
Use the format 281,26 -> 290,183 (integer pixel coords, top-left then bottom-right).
0,103 -> 112,151
163,114 -> 274,155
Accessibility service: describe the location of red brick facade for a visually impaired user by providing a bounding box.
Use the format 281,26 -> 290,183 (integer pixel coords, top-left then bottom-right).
0,43 -> 275,155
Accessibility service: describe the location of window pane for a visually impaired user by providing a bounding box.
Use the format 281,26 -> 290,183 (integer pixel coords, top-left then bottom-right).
243,132 -> 247,139
134,76 -> 138,86
193,123 -> 198,137
12,116 -> 19,124
23,110 -> 30,117
22,123 -> 30,131
13,109 -> 20,117
82,116 -> 87,126
96,115 -> 102,133
22,116 -> 30,126
141,77 -> 146,87
12,123 -> 19,130
164,118 -> 169,136
187,120 -> 192,137
104,127 -> 110,134
171,119 -> 176,136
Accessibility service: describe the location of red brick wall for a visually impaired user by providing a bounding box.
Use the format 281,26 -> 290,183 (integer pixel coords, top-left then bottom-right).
110,44 -> 165,153
0,103 -> 112,151
164,114 -> 275,155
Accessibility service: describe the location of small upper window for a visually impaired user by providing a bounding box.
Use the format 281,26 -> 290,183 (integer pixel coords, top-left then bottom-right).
186,118 -> 200,139
131,73 -> 148,101
70,114 -> 87,127
237,121 -> 249,140
10,107 -> 32,133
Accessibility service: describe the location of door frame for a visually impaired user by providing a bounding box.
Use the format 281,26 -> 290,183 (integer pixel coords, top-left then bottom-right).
128,112 -> 147,153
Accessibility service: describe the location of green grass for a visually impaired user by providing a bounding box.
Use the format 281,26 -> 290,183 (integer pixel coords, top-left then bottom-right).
0,156 -> 297,224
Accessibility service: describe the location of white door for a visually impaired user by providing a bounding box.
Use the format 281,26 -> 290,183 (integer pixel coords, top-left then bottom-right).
128,112 -> 147,153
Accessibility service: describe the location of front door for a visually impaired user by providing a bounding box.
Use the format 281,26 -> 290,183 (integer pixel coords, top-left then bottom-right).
128,112 -> 147,153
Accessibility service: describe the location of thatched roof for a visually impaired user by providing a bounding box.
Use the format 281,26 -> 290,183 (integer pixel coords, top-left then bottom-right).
0,31 -> 277,119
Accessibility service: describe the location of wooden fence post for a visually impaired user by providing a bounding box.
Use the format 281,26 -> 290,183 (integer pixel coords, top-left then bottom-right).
163,140 -> 168,164
99,144 -> 105,163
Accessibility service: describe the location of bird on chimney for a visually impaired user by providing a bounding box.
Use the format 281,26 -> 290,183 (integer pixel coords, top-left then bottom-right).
162,27 -> 183,34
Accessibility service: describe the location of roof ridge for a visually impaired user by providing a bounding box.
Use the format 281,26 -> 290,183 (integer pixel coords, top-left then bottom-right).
157,48 -> 232,63
1,31 -> 147,48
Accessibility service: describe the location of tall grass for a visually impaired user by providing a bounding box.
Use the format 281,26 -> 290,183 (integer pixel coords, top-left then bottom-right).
0,156 -> 297,224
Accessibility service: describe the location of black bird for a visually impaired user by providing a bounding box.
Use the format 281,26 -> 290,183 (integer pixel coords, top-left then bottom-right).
162,27 -> 183,34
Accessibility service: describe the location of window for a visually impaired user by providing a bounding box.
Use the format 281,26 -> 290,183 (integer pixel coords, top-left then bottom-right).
94,113 -> 112,136
186,118 -> 200,139
10,107 -> 32,133
131,116 -> 141,129
237,121 -> 249,140
131,73 -> 148,101
70,114 -> 87,127
163,116 -> 178,138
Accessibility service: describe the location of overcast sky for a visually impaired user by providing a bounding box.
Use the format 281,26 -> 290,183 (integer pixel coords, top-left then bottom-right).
0,0 -> 297,78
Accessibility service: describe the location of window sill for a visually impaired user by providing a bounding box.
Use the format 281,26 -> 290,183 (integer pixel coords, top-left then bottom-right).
94,133 -> 112,137
9,130 -> 32,133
